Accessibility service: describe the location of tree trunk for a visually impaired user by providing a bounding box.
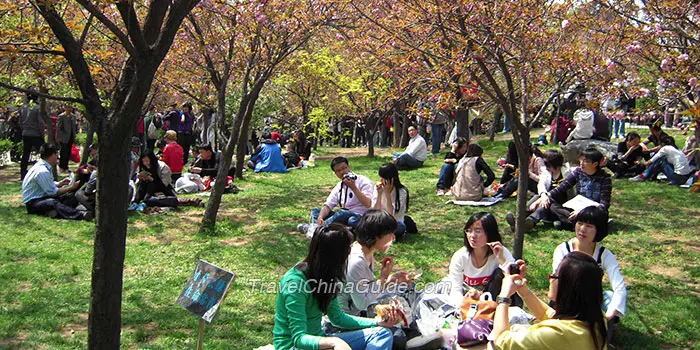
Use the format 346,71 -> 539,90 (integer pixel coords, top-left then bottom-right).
202,85 -> 261,231
397,113 -> 409,148
454,109 -> 470,141
235,108 -> 254,178
510,125 -> 530,260
90,127 -> 132,349
215,87 -> 228,151
489,110 -> 499,142
366,128 -> 375,158
392,111 -> 401,148
80,126 -> 95,165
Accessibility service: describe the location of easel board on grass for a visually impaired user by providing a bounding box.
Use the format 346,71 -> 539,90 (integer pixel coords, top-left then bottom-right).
177,260 -> 235,349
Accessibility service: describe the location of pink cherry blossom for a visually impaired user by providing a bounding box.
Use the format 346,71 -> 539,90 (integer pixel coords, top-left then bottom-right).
678,53 -> 689,62
689,77 -> 698,87
660,58 -> 673,71
561,19 -> 570,29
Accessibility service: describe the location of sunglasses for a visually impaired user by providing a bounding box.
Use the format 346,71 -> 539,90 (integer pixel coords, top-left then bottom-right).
548,274 -> 559,280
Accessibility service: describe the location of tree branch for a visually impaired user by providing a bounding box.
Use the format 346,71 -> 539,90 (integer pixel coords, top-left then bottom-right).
0,81 -> 87,104
115,1 -> 149,56
73,0 -> 137,57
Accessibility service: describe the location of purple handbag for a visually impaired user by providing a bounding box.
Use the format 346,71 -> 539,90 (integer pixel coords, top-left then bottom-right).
457,319 -> 494,344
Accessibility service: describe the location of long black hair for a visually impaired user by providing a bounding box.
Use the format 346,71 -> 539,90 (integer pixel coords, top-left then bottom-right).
139,150 -> 161,176
506,141 -> 518,167
463,212 -> 501,257
554,251 -> 607,349
296,224 -> 354,313
378,163 -> 409,212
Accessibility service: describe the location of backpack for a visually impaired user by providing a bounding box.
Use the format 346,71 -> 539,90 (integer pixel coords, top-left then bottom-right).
147,120 -> 158,139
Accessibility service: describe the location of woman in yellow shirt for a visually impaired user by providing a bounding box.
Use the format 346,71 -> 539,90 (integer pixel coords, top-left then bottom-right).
490,251 -> 607,350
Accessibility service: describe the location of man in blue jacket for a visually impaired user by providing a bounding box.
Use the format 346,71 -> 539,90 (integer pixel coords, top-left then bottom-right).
247,132 -> 288,173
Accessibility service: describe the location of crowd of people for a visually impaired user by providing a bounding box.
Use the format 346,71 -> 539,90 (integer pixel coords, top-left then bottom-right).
3,90 -> 698,349
275,106 -> 698,350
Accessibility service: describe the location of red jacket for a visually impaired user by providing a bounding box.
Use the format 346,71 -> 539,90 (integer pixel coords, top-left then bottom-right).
162,142 -> 184,173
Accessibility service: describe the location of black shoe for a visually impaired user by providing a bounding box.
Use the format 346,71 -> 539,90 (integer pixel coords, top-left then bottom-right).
523,217 -> 535,232
505,211 -> 515,232
553,220 -> 563,230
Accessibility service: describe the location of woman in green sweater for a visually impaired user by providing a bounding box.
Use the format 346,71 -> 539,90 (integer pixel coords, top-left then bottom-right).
273,224 -> 398,350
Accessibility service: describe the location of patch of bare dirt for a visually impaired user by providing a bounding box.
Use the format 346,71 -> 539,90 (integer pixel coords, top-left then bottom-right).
57,313 -> 88,338
17,282 -> 31,292
220,236 -> 254,247
0,331 -> 28,347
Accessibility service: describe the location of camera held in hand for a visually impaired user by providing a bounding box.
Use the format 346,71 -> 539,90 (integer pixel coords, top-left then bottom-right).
343,172 -> 358,181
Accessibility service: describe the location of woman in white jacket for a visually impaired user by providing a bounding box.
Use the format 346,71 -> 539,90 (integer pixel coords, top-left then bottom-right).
552,206 -> 627,321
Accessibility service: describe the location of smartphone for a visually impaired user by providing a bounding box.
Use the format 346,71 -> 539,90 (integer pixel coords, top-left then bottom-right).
508,263 -> 521,275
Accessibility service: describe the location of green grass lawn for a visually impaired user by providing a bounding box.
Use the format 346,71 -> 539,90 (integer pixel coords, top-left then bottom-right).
0,132 -> 698,349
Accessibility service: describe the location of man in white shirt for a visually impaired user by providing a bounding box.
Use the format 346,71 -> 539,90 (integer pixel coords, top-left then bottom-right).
393,126 -> 427,170
22,144 -> 89,220
297,157 -> 375,235
631,136 -> 695,185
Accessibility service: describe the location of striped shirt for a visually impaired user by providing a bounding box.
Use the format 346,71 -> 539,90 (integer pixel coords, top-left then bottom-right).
22,159 -> 58,203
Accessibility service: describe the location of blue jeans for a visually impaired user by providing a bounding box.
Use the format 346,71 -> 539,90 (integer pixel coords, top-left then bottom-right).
503,114 -> 510,132
436,162 -> 456,190
395,153 -> 423,170
643,158 -> 692,185
328,327 -> 393,350
396,220 -> 407,239
430,123 -> 443,154
311,207 -> 362,227
613,119 -> 625,138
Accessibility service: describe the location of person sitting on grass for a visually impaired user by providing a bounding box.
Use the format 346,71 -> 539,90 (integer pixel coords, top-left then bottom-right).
162,130 -> 184,183
607,132 -> 646,179
565,105 -> 595,143
553,206 -> 627,322
373,163 -> 410,239
525,147 -> 612,232
642,119 -> 673,154
497,141 -> 519,185
436,137 -> 468,196
338,210 -> 410,316
191,143 -> 236,179
297,157 -> 374,235
452,143 -> 495,201
506,149 -> 571,231
490,252 -> 607,350
134,151 -> 178,208
630,136 -> 695,185
248,132 -> 288,173
75,156 -> 98,214
273,224 -> 398,350
21,144 -> 90,220
491,144 -> 545,201
392,126 -> 427,170
445,212 -> 517,307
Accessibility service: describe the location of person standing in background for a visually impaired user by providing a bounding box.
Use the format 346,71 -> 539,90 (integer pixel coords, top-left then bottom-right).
179,102 -> 196,165
20,93 -> 45,180
56,105 -> 78,173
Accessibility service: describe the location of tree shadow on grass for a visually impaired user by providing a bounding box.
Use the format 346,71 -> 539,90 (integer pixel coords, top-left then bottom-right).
608,220 -> 642,235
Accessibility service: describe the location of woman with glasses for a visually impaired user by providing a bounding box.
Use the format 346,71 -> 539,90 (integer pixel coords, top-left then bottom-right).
490,252 -> 608,350
273,224 -> 399,350
445,212 -> 516,306
553,206 -> 627,322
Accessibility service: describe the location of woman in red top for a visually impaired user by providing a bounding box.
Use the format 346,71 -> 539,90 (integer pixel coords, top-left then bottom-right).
162,130 -> 184,182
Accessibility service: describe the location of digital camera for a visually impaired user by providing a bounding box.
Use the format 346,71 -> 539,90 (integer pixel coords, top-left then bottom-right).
343,172 -> 358,180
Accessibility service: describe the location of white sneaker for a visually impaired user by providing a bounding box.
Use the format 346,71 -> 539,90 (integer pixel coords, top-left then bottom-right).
437,189 -> 445,196
296,223 -> 309,233
305,224 -> 318,239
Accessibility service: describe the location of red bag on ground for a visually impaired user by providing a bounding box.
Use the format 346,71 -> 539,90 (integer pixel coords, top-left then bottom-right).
70,144 -> 81,163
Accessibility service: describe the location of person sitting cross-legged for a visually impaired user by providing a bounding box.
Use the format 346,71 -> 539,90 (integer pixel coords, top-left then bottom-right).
22,144 -> 91,220
392,126 -> 427,170
526,147 -> 611,232
134,151 -> 178,208
297,157 -> 374,235
436,137 -> 468,196
630,136 -> 695,185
